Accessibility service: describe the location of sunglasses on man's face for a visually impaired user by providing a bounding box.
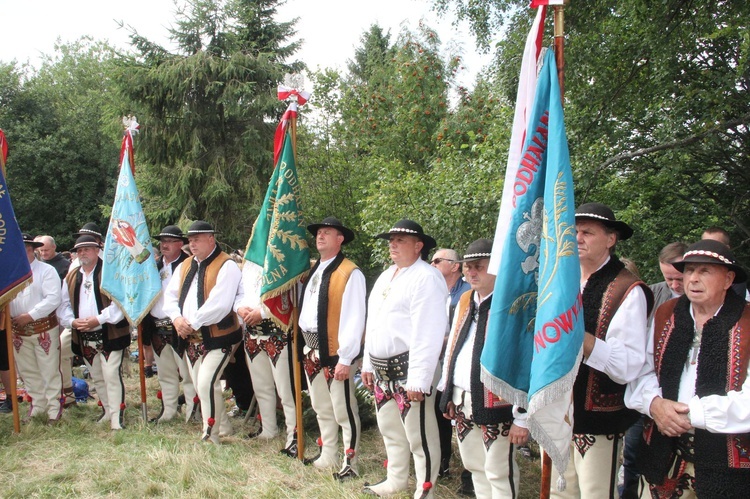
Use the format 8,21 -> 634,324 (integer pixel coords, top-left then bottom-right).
430,258 -> 448,265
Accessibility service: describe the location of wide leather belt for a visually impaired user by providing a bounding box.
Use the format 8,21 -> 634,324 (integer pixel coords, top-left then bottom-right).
246,319 -> 284,337
370,352 -> 409,381
12,313 -> 59,336
301,329 -> 320,349
675,433 -> 695,462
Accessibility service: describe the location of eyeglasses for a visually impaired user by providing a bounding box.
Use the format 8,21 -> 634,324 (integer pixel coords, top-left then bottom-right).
430,258 -> 446,265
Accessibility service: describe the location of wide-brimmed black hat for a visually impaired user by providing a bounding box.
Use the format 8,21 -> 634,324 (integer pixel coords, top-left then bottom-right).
374,219 -> 437,252
154,225 -> 188,243
575,202 -> 633,240
186,220 -> 217,236
73,235 -> 101,250
74,222 -> 103,240
22,233 -> 43,248
672,239 -> 746,283
457,238 -> 493,263
307,217 -> 355,245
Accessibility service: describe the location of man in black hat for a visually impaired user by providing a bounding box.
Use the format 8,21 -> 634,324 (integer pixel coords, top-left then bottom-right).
70,222 -> 104,268
163,221 -> 243,444
361,219 -> 449,498
438,239 -> 530,498
297,217 -> 366,480
142,225 -> 196,422
9,234 -> 63,422
551,203 -> 653,499
58,235 -> 130,430
626,240 -> 750,498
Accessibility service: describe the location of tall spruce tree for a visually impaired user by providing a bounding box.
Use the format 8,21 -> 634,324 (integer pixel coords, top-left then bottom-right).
117,0 -> 302,248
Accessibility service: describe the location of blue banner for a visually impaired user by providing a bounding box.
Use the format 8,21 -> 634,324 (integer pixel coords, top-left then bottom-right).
0,161 -> 32,307
481,49 -> 584,475
101,152 -> 161,326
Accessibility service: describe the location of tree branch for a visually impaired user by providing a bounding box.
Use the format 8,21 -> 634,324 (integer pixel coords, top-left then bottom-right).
595,113 -> 750,173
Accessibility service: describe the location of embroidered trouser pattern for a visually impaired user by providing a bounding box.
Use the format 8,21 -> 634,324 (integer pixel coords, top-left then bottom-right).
372,374 -> 439,499
153,340 -> 195,422
185,345 -> 236,444
82,341 -> 125,429
12,326 -> 63,420
452,388 -> 518,499
244,332 -> 296,446
551,433 -> 623,499
304,348 -> 360,473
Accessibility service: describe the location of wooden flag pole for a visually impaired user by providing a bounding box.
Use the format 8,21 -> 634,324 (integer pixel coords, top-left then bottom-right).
540,4 -> 567,499
138,324 -> 148,422
3,306 -> 21,433
291,290 -> 305,461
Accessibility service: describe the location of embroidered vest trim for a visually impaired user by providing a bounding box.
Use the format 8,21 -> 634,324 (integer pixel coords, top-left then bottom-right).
439,290 -> 513,425
573,256 -> 652,434
639,291 -> 750,494
177,247 -> 241,350
65,258 -> 130,355
298,253 -> 363,367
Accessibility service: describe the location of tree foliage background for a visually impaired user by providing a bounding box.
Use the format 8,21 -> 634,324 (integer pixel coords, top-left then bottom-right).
1,0 -> 748,283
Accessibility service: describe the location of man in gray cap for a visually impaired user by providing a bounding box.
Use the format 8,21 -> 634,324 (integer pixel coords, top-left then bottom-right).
361,219 -> 448,498
163,221 -> 243,444
438,238 -> 529,498
627,239 -> 750,498
551,203 -> 653,499
142,225 -> 195,422
58,235 -> 130,429
298,217 -> 366,480
10,234 -> 63,422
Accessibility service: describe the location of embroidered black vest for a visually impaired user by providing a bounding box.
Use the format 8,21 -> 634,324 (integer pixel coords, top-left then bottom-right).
573,256 -> 652,435
639,291 -> 750,496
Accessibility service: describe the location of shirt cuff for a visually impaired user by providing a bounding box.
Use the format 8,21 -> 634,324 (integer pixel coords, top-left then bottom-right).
337,356 -> 353,366
94,314 -> 106,326
512,406 -> 528,428
688,396 -> 706,429
583,336 -> 611,373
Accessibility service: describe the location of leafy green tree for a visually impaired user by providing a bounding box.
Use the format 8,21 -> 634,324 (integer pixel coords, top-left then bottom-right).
434,0 -> 750,280
0,39 -> 123,250
117,0 -> 302,249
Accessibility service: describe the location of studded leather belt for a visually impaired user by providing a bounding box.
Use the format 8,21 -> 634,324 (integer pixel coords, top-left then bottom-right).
12,313 -> 58,336
370,352 -> 409,381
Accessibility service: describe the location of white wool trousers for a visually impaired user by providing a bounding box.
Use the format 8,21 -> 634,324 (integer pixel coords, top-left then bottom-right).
245,337 -> 297,446
83,345 -> 125,430
13,326 -> 63,420
186,345 -> 235,444
153,342 -> 195,422
453,388 -> 520,499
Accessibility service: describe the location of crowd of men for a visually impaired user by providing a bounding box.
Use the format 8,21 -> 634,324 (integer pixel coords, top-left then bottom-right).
1,203 -> 749,498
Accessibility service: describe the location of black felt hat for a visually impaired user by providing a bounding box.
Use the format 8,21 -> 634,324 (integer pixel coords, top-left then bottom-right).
73,235 -> 101,250
154,225 -> 188,243
672,239 -> 746,284
575,202 -> 633,240
22,233 -> 43,248
74,222 -> 103,240
307,217 -> 355,245
186,220 -> 217,236
374,219 -> 437,252
457,238 -> 493,263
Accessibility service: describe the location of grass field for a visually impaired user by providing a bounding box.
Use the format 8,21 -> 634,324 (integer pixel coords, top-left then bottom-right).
0,364 -> 542,498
